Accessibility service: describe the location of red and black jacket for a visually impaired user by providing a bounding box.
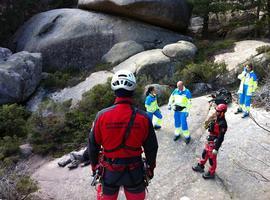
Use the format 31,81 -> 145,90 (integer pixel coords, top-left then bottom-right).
208,117 -> 227,151
88,97 -> 158,169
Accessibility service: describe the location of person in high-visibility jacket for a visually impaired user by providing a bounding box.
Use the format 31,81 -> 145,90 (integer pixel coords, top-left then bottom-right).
235,63 -> 258,118
145,86 -> 162,130
168,81 -> 192,144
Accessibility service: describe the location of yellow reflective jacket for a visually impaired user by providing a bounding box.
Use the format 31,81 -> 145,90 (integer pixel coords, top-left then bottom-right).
168,87 -> 192,112
237,70 -> 258,96
145,94 -> 159,113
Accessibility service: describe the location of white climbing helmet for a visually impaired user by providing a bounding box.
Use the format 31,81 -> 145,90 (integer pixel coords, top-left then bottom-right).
111,70 -> 136,91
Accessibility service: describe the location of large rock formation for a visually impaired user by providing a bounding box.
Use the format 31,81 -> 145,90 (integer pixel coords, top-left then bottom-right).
113,41 -> 197,82
113,49 -> 177,82
101,40 -> 144,66
12,9 -> 191,72
50,70 -> 113,105
78,0 -> 192,32
0,0 -> 77,47
0,51 -> 42,104
162,40 -> 197,61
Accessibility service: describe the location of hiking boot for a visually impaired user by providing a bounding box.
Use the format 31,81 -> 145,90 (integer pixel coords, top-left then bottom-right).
154,125 -> 161,130
202,171 -> 215,179
68,160 -> 80,170
241,112 -> 249,118
58,159 -> 72,167
192,163 -> 204,173
234,108 -> 242,114
173,135 -> 181,141
185,137 -> 191,144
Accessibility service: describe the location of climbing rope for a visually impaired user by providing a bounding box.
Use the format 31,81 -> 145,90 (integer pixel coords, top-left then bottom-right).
232,90 -> 270,134
249,112 -> 270,134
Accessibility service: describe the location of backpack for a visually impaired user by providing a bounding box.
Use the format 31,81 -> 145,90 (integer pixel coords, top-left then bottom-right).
210,88 -> 232,105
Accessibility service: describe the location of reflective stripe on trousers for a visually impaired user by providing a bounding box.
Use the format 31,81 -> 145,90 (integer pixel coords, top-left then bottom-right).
174,111 -> 190,138
239,84 -> 251,112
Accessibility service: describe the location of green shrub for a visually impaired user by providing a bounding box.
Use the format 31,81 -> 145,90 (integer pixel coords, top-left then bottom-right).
195,39 -> 236,62
0,163 -> 38,200
132,84 -> 145,110
28,81 -> 114,155
78,80 -> 115,116
16,176 -> 38,197
42,72 -> 71,90
137,74 -> 154,86
175,61 -> 227,86
0,136 -> 20,162
256,45 -> 270,54
94,63 -> 112,71
248,59 -> 270,82
0,104 -> 30,138
28,79 -> 146,156
42,68 -> 89,90
27,99 -> 85,156
157,87 -> 172,106
78,78 -> 146,120
29,113 -> 66,155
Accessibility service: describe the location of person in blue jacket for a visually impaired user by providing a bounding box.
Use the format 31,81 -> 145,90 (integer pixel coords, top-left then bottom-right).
235,63 -> 258,118
145,86 -> 163,130
168,81 -> 192,144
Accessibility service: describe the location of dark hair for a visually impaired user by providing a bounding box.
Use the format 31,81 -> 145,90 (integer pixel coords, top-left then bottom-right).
115,89 -> 134,97
247,63 -> 253,70
146,86 -> 155,96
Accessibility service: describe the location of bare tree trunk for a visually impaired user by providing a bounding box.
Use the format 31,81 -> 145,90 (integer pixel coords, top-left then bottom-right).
255,0 -> 261,37
202,14 -> 209,38
267,0 -> 270,36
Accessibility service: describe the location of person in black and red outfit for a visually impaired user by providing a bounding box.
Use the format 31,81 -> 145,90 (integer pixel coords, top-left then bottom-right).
192,104 -> 228,179
88,70 -> 158,200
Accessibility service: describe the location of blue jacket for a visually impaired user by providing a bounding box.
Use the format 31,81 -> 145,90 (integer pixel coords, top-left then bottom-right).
145,94 -> 159,113
237,69 -> 258,95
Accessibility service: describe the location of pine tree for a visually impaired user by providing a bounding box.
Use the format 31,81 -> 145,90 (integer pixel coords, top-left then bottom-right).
189,0 -> 270,37
188,0 -> 234,37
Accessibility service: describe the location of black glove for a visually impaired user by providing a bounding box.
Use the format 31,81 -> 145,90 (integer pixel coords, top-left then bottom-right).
208,120 -> 215,132
147,167 -> 154,179
91,164 -> 99,176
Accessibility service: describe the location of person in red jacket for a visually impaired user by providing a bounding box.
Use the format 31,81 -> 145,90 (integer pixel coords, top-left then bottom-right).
192,104 -> 228,179
88,70 -> 158,200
